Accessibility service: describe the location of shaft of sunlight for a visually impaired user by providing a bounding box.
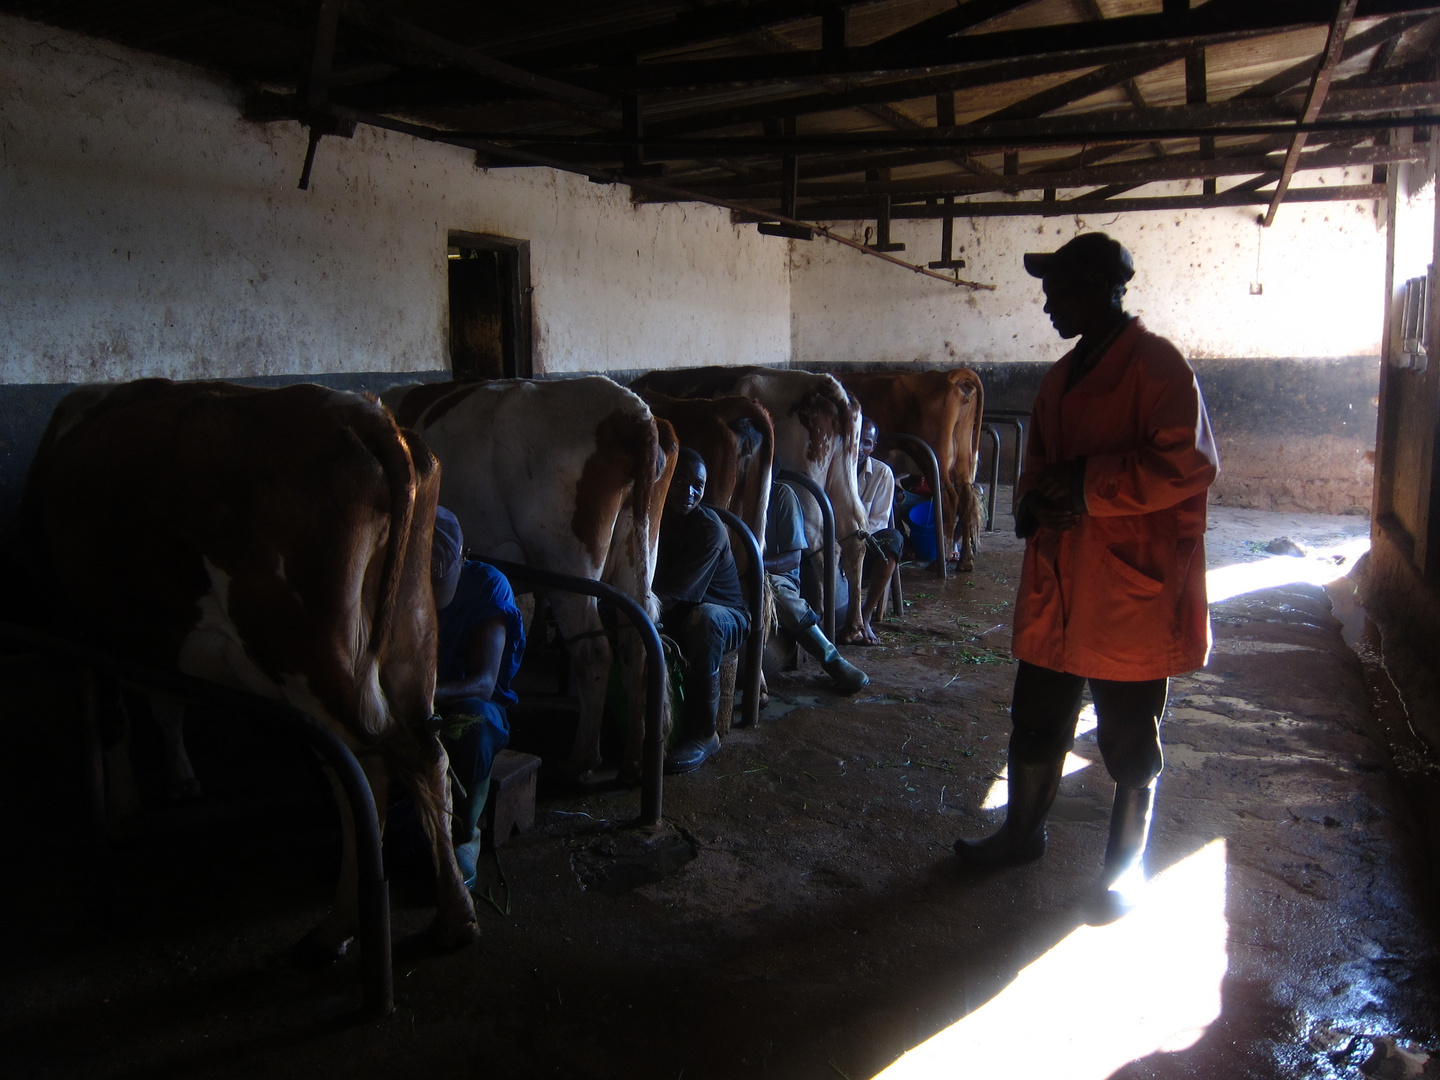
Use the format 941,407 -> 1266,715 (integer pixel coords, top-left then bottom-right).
874,839 -> 1229,1080
1206,538 -> 1369,604
980,705 -> 1097,810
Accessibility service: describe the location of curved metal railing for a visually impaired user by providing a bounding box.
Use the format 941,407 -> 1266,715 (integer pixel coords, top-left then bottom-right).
879,431 -> 947,579
0,621 -> 394,1018
472,557 -> 666,825
709,507 -> 764,729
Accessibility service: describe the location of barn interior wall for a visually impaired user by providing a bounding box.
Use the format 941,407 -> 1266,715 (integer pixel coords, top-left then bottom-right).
0,14 -> 791,526
791,193 -> 1387,514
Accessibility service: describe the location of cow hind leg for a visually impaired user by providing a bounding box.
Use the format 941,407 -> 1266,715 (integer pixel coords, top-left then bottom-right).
148,693 -> 200,802
613,620 -> 669,785
548,592 -> 615,781
408,733 -> 480,949
953,485 -> 978,572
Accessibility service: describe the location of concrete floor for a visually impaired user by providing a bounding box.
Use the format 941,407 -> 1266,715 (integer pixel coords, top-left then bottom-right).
2,506 -> 1437,1080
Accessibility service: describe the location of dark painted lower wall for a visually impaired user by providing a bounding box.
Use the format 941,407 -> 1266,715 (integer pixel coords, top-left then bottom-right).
808,355 -> 1380,516
0,370 -> 447,539
0,355 -> 1380,539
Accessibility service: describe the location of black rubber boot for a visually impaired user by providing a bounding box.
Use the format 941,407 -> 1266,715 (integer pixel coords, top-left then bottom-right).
953,757 -> 1065,868
664,667 -> 723,775
1088,781 -> 1156,923
797,625 -> 870,693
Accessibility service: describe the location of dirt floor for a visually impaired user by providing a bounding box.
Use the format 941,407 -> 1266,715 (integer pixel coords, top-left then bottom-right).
3,504 -> 1439,1080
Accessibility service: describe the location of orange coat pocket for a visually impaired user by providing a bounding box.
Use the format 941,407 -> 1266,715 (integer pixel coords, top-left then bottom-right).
1100,545 -> 1165,598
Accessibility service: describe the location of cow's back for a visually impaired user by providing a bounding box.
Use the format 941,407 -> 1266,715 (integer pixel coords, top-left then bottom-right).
385,378 -> 672,600
19,379 -> 438,737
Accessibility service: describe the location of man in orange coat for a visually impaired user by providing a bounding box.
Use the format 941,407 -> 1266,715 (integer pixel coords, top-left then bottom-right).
954,232 -> 1219,920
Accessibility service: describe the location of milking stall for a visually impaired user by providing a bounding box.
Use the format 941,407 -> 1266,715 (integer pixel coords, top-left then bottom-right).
6,2 -> 1440,1078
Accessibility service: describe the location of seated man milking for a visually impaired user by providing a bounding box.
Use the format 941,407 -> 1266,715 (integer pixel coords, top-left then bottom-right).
430,508 -> 526,888
841,415 -> 905,647
653,448 -> 750,774
766,480 -> 869,693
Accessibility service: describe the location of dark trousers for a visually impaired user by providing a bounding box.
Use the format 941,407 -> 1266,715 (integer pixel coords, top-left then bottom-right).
672,602 -> 750,675
1009,661 -> 1168,789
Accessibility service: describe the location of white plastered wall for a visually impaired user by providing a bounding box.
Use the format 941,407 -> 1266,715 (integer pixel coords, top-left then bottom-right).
790,180 -> 1387,367
0,15 -> 790,385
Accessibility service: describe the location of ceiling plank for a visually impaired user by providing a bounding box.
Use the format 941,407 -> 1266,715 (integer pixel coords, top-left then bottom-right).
1263,0 -> 1360,226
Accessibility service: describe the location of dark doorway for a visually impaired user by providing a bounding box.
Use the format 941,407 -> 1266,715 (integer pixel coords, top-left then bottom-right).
447,232 -> 532,380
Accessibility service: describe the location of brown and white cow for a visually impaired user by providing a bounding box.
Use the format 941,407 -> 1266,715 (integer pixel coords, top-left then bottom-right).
12,379 -> 477,953
636,390 -> 774,546
836,368 -> 986,571
630,367 -> 868,642
384,378 -> 677,783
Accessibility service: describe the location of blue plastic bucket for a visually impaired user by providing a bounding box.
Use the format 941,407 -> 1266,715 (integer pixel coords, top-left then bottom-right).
908,501 -> 937,561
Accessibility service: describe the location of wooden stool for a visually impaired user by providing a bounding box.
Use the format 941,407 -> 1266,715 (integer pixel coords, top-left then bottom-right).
481,749 -> 541,851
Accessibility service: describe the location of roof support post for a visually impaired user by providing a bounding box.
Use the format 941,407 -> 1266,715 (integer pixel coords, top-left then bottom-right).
1263,0 -> 1359,226
822,5 -> 847,52
1186,49 -> 1215,193
297,0 -> 351,190
928,196 -> 966,270
758,118 -> 814,239
866,168 -> 905,251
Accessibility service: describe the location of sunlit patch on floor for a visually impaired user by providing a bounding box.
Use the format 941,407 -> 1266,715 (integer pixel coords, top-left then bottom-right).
873,839 -> 1229,1080
979,706 -> 1097,811
1206,538 -> 1370,604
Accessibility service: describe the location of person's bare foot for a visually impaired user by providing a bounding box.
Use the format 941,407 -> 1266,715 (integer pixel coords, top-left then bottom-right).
838,627 -> 867,647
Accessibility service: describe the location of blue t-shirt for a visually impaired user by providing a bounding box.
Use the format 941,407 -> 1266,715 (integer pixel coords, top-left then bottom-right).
436,561 -> 526,709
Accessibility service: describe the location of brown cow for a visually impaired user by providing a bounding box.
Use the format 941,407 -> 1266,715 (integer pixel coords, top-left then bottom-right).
384,378 -> 678,782
836,368 -> 985,571
631,366 -> 868,642
635,390 -> 774,546
12,379 -> 477,953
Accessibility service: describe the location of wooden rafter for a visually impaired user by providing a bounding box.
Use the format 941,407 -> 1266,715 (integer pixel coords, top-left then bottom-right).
1263,0 -> 1361,226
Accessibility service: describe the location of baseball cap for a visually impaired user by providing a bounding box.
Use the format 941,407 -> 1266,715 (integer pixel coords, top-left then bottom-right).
1023,232 -> 1135,285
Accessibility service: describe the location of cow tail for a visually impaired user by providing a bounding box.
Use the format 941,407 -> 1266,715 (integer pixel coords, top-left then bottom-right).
969,372 -> 985,475
354,402 -> 418,655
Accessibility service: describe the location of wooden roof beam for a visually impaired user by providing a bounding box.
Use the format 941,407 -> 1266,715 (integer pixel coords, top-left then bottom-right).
1263,0 -> 1359,226
573,0 -> 1438,93
787,183 -> 1385,218
660,141 -> 1422,200
339,2 -> 616,114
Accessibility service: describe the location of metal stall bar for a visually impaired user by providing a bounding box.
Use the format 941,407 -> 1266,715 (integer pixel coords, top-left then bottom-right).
0,621 -> 394,1018
471,558 -> 666,825
709,508 -> 764,729
980,424 -> 1001,531
775,470 -> 837,643
880,432 -> 947,578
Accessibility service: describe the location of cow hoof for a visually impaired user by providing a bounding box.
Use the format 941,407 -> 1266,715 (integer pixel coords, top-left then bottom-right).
291,929 -> 350,966
430,917 -> 481,951
619,762 -> 644,786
